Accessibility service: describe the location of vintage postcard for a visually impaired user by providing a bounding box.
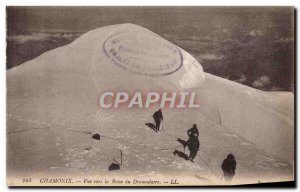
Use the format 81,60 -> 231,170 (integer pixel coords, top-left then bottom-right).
6,6 -> 294,186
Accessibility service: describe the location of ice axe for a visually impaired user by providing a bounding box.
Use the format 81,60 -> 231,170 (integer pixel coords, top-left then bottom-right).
108,150 -> 123,171
177,138 -> 187,152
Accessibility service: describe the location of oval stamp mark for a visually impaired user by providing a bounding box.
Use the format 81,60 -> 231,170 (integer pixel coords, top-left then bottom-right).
103,31 -> 183,76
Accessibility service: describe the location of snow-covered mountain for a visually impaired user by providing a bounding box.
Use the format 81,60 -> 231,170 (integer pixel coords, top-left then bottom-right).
7,24 -> 294,186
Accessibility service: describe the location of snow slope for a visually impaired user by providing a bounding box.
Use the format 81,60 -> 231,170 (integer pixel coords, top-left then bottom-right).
7,23 -> 294,185
197,74 -> 294,164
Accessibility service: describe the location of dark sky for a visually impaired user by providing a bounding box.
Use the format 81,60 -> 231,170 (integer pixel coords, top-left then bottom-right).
7,6 -> 294,36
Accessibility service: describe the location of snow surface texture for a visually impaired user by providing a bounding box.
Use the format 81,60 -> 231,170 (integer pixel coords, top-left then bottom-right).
7,24 -> 293,185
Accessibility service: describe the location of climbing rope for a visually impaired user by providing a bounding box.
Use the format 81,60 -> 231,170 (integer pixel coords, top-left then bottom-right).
6,121 -> 182,152
7,126 -> 92,135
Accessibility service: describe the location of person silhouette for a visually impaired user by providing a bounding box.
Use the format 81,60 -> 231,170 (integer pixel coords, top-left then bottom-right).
187,124 -> 199,138
175,124 -> 200,162
221,153 -> 236,183
153,109 -> 163,132
184,132 -> 200,162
